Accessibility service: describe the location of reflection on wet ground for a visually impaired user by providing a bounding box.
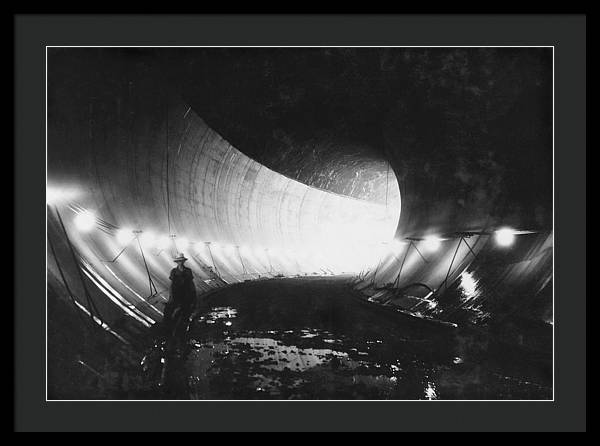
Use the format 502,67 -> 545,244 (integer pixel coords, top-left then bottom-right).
145,277 -> 552,400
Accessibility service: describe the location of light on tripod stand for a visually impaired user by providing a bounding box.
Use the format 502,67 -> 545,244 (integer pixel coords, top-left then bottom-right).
494,227 -> 516,247
422,235 -> 442,252
116,227 -> 134,244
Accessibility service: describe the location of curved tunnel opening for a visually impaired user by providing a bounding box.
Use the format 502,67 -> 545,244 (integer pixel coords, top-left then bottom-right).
48,97 -> 401,293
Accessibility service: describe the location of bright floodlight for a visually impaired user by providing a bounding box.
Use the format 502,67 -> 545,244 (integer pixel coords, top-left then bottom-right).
74,211 -> 96,232
422,236 -> 442,252
116,227 -> 134,244
139,231 -> 156,247
46,188 -> 64,205
238,245 -> 250,256
47,186 -> 80,205
156,235 -> 172,250
390,239 -> 405,252
176,236 -> 189,250
495,227 -> 516,247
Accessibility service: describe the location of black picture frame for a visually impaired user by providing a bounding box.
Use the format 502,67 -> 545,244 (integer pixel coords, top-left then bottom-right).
14,14 -> 586,432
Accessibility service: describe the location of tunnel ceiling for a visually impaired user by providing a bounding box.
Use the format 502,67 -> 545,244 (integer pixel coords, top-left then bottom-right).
154,47 -> 553,233
50,47 -> 552,235
47,48 -> 402,320
159,47 -> 392,199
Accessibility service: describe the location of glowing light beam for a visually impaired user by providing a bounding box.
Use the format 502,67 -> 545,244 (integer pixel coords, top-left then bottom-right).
74,210 -> 96,232
495,227 -> 516,247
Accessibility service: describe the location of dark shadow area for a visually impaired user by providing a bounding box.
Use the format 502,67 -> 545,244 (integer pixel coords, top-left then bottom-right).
138,277 -> 551,400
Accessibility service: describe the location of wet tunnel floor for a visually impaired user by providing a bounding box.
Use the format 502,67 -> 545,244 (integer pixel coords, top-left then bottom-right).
151,276 -> 552,400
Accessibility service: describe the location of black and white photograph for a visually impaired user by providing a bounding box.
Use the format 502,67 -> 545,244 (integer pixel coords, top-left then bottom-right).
12,12 -> 590,432
44,45 -> 556,401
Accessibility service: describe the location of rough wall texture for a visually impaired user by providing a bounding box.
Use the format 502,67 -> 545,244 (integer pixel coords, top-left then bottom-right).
48,85 -> 400,339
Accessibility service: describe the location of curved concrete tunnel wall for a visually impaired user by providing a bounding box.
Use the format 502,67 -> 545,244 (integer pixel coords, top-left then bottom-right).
47,95 -> 552,340
47,98 -> 401,339
150,47 -> 553,326
359,228 -> 552,322
46,47 -> 553,341
358,159 -> 553,324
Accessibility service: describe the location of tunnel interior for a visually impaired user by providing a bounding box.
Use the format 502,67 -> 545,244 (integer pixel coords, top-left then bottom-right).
46,48 -> 553,400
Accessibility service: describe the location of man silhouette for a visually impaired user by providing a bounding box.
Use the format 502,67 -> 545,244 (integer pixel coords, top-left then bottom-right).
163,253 -> 197,335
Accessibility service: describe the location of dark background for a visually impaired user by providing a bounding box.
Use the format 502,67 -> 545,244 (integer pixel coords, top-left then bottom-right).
15,15 -> 585,432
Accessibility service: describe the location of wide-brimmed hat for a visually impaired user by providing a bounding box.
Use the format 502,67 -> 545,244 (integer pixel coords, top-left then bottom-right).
173,253 -> 188,263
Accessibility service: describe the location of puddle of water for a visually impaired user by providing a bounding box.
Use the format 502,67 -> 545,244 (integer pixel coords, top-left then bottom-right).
199,306 -> 238,321
145,303 -> 552,400
182,322 -> 441,399
424,381 -> 438,400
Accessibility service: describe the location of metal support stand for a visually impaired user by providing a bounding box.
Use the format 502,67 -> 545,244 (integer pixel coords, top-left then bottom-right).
369,257 -> 384,286
236,245 -> 249,275
265,248 -> 274,274
135,232 -> 159,299
53,206 -> 104,325
99,241 -> 133,263
435,236 -> 479,296
392,240 -> 429,288
205,242 -> 221,279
